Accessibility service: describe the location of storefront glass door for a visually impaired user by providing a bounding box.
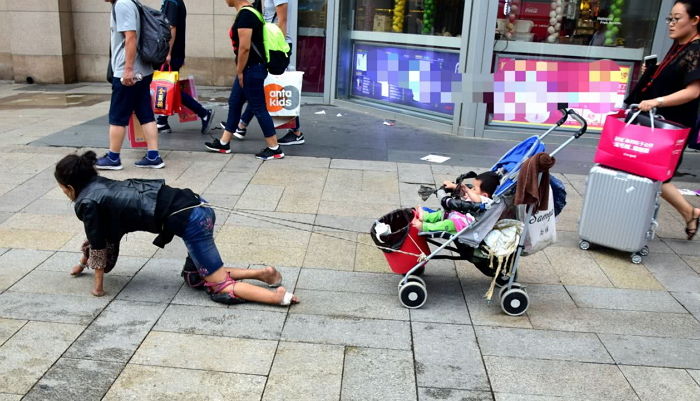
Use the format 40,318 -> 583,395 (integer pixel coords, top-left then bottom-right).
297,0 -> 328,94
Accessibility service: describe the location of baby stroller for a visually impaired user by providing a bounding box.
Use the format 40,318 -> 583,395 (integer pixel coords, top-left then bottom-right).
371,107 -> 587,316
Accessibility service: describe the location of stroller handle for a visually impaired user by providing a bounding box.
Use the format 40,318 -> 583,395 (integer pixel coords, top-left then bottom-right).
567,109 -> 587,138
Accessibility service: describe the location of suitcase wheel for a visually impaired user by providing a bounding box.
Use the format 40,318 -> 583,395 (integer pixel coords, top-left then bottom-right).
500,287 -> 529,316
631,254 -> 643,264
639,246 -> 649,256
579,240 -> 591,251
398,281 -> 427,309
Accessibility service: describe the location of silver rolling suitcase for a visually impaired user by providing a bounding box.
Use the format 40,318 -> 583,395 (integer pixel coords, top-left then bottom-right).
578,165 -> 661,264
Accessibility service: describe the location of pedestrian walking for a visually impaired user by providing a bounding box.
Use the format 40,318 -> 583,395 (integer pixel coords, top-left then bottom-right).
156,0 -> 216,135
205,0 -> 285,160
230,0 -> 305,146
628,0 -> 700,239
97,0 -> 164,170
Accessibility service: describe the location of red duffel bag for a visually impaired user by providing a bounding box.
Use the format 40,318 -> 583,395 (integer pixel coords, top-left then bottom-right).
594,108 -> 689,181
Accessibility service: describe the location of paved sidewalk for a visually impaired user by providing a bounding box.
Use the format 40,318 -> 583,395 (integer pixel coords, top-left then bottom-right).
0,82 -> 699,400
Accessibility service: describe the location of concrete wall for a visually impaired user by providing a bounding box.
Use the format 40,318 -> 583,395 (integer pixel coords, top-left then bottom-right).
2,0 -> 241,85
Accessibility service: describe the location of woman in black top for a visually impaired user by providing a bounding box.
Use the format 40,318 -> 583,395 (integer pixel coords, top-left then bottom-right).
204,0 -> 284,160
630,0 -> 700,240
54,151 -> 298,306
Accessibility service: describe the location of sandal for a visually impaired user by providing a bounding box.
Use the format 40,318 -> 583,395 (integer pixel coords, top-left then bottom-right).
205,275 -> 245,305
181,256 -> 206,290
280,291 -> 297,306
686,215 -> 700,240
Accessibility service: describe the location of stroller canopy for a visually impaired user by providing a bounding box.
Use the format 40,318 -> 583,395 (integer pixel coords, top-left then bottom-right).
491,135 -> 545,197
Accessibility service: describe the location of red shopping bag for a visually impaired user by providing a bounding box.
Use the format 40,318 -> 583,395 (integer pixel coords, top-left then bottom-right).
178,76 -> 199,123
594,109 -> 689,181
150,65 -> 180,115
127,113 -> 147,148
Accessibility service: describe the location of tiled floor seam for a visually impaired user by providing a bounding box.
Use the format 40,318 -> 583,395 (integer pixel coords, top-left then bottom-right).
0,319 -> 28,348
616,363 -> 646,401
689,369 -> 700,387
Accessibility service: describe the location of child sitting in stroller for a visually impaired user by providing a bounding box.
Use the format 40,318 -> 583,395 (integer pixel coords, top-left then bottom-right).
413,171 -> 500,234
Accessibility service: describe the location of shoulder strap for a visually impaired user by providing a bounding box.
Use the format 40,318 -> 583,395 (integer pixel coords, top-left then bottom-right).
239,5 -> 265,24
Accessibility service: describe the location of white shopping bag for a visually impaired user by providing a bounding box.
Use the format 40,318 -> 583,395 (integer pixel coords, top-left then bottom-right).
264,71 -> 304,117
522,186 -> 557,255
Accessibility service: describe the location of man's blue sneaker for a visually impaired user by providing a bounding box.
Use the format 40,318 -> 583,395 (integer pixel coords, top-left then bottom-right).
95,154 -> 123,170
201,108 -> 215,134
134,156 -> 165,169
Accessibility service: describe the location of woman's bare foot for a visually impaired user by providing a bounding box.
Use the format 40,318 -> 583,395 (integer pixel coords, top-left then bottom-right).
71,264 -> 85,276
274,287 -> 299,305
91,288 -> 105,297
261,266 -> 283,287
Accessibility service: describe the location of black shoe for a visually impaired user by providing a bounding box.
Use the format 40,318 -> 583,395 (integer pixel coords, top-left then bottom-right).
157,122 -> 172,134
278,130 -> 305,146
181,256 -> 205,290
209,291 -> 246,305
200,109 -> 216,134
204,138 -> 231,154
255,147 -> 285,160
219,121 -> 247,139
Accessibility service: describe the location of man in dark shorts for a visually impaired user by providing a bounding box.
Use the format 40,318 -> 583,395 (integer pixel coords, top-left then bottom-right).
156,0 -> 215,135
98,0 -> 164,170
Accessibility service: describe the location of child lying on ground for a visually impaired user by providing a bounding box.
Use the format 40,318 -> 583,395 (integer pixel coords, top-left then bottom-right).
413,171 -> 500,234
57,151 -> 299,306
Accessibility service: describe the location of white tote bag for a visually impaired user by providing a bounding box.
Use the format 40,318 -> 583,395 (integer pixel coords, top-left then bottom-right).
522,186 -> 557,255
263,71 -> 304,117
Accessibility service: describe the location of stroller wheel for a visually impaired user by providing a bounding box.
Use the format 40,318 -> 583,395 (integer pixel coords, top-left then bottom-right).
500,288 -> 529,316
406,275 -> 426,287
498,282 -> 523,301
398,282 -> 427,309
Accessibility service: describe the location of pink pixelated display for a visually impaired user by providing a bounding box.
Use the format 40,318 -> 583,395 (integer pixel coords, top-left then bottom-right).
492,58 -> 631,130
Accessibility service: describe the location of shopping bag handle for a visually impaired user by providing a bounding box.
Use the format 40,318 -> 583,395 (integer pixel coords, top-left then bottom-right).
626,104 -> 657,132
159,63 -> 171,71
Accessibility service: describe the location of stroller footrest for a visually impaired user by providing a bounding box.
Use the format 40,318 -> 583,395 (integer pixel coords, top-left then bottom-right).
417,231 -> 453,240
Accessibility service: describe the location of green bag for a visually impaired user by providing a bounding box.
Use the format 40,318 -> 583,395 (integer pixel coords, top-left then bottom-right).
243,7 -> 291,75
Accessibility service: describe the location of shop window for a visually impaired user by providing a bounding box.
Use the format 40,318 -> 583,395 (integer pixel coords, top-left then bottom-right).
496,0 -> 660,50
354,0 -> 465,37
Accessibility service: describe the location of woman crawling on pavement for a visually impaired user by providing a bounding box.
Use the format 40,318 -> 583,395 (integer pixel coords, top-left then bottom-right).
55,150 -> 299,306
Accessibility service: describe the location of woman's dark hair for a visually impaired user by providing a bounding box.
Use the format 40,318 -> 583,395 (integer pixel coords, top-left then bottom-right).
54,151 -> 98,196
676,0 -> 700,21
476,171 -> 501,197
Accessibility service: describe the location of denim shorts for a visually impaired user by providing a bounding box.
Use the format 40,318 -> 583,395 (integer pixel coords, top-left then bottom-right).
181,205 -> 224,278
109,74 -> 155,127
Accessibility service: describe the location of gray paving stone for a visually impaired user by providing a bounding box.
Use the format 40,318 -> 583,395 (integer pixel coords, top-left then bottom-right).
0,394 -> 21,401
223,153 -> 262,172
341,347 -> 416,401
11,270 -> 130,298
263,342 -> 344,401
619,365 -> 700,401
398,163 -> 435,184
115,258 -> 183,303
236,184 -> 284,211
155,304 -> 287,340
0,169 -> 55,213
419,388 -> 493,401
689,370 -> 700,385
331,159 -> 397,172
672,291 -> 700,318
475,326 -> 612,363
643,253 -> 700,293
413,322 -> 489,391
103,364 -> 265,401
493,394 -> 568,401
0,248 -> 54,291
0,291 -> 108,324
0,321 -> 84,394
297,268 -> 397,295
599,334 -> 700,369
23,357 -> 123,401
484,356 -> 637,400
131,331 -> 276,375
64,300 -> 166,363
314,214 -> 376,234
36,251 -> 147,276
409,275 -> 471,325
662,238 -> 700,257
458,276 -> 532,329
291,289 -> 409,320
22,198 -> 75,216
528,306 -> 700,339
204,171 -> 254,195
282,313 -> 411,349
0,318 -> 25,346
566,285 -> 686,313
